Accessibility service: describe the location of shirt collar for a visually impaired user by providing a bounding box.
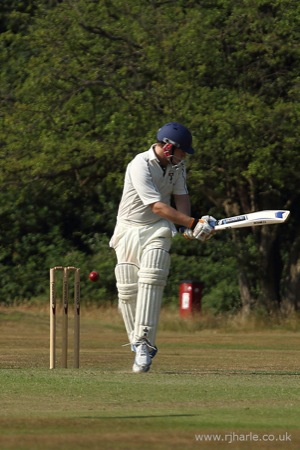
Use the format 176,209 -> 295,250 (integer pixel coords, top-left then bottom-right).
149,145 -> 160,162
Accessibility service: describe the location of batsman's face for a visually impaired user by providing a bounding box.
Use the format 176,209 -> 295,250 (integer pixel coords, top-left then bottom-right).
173,148 -> 187,162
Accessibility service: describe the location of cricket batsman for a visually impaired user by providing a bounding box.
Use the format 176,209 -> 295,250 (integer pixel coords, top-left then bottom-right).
110,122 -> 215,373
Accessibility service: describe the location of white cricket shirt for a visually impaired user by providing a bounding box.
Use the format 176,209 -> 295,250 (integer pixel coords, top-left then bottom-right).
117,145 -> 189,225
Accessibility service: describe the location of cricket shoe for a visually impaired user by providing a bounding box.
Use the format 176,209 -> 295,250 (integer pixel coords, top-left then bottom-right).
131,340 -> 158,359
132,339 -> 157,373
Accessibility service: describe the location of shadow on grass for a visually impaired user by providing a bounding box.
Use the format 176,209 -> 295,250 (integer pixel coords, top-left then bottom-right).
83,414 -> 200,419
158,369 -> 300,376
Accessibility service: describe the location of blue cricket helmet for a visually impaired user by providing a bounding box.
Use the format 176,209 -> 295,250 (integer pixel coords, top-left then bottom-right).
156,122 -> 194,154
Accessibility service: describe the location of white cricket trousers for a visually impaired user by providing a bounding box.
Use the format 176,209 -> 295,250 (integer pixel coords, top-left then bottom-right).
110,219 -> 173,344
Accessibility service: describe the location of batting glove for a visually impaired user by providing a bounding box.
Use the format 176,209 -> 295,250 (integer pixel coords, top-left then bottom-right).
179,227 -> 195,240
191,215 -> 216,242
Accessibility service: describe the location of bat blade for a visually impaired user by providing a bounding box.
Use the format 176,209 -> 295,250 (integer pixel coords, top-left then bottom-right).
215,210 -> 290,230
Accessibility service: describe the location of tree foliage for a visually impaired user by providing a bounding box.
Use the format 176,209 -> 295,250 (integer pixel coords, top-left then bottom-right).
0,0 -> 299,312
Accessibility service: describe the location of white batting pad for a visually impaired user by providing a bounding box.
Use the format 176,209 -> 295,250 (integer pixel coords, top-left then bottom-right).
134,248 -> 170,345
115,263 -> 139,342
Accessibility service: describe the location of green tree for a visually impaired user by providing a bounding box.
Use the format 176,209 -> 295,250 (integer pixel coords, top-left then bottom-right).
0,0 -> 299,312
184,0 -> 300,312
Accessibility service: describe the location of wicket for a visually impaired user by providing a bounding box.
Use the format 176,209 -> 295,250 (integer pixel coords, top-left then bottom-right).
50,266 -> 80,369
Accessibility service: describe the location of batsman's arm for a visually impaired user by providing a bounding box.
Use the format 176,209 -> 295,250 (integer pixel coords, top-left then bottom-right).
150,200 -> 216,241
149,200 -> 195,229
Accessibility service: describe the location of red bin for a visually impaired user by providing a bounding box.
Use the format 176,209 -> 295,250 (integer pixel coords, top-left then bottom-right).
179,280 -> 203,317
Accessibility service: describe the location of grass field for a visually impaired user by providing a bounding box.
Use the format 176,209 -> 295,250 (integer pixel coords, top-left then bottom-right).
0,306 -> 299,449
